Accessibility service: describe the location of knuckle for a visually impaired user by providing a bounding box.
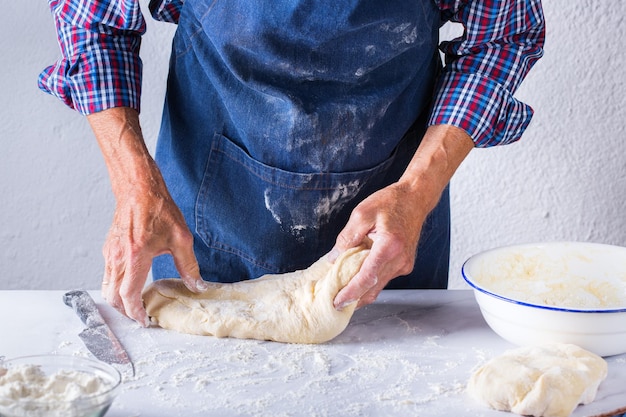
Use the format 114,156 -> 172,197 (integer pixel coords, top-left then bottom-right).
172,227 -> 194,248
397,256 -> 415,276
125,243 -> 144,262
353,272 -> 377,292
118,285 -> 134,301
335,230 -> 356,249
106,295 -> 125,314
364,273 -> 379,287
398,263 -> 414,276
361,294 -> 377,306
349,205 -> 367,223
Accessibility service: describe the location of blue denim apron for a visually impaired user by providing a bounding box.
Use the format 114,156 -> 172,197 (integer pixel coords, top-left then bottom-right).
153,0 -> 450,289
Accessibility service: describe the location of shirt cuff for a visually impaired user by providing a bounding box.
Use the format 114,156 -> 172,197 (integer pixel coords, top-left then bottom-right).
428,71 -> 534,148
38,42 -> 142,115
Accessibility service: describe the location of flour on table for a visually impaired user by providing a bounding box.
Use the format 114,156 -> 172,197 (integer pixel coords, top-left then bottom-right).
142,245 -> 369,343
0,364 -> 113,417
467,343 -> 608,417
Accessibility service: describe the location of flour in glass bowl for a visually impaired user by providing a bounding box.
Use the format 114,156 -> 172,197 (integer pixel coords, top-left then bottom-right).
0,364 -> 113,417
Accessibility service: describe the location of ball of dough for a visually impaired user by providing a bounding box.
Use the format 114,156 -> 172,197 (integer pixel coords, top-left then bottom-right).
142,245 -> 369,344
467,343 -> 607,417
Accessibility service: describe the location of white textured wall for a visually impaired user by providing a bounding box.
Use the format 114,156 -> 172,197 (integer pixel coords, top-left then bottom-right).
448,1 -> 626,287
2,2 -> 625,290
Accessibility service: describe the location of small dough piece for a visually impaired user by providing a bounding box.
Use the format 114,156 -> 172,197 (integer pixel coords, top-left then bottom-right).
143,246 -> 369,344
467,344 -> 608,417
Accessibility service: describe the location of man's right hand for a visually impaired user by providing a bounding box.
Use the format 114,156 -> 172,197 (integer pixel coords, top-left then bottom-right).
87,108 -> 207,326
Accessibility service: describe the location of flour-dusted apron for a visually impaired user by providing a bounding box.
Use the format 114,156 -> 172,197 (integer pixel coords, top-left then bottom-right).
153,0 -> 450,288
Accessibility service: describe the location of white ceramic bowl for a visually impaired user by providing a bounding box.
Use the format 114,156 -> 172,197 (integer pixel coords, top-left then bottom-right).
0,355 -> 121,417
462,242 -> 626,357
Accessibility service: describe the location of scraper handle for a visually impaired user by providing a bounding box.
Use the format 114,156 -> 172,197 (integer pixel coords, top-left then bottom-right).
63,290 -> 106,328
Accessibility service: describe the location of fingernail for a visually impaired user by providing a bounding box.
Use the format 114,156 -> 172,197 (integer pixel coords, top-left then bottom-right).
335,299 -> 357,311
196,279 -> 209,292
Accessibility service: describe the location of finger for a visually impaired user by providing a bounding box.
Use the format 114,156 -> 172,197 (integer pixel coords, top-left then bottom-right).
119,257 -> 151,327
355,277 -> 388,308
101,278 -> 123,314
170,231 -> 208,293
102,275 -> 125,317
101,239 -> 127,316
333,249 -> 383,310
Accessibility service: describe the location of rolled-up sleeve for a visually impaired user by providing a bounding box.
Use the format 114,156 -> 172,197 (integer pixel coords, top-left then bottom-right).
430,0 -> 545,147
38,0 -> 146,115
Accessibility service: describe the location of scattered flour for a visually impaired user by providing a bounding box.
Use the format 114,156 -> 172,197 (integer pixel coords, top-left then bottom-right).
0,364 -> 113,417
115,333 -> 471,417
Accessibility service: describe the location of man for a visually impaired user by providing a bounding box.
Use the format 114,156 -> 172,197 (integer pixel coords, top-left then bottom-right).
40,0 -> 545,326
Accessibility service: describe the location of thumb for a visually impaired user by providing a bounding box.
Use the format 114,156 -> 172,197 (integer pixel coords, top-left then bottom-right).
328,223 -> 374,264
328,225 -> 369,264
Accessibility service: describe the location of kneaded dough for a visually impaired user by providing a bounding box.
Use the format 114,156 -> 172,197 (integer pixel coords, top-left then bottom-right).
467,343 -> 607,417
142,246 -> 369,344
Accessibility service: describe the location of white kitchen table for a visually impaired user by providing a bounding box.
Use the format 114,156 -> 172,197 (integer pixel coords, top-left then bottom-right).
1,290 -> 624,417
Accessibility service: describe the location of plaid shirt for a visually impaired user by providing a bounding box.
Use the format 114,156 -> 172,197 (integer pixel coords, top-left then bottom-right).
39,0 -> 545,147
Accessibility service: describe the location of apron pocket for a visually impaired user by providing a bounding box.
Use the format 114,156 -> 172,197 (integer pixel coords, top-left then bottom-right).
195,134 -> 398,277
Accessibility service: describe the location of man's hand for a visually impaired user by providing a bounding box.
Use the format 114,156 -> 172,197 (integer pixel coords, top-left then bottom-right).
330,182 -> 425,310
88,108 -> 207,326
332,124 -> 474,310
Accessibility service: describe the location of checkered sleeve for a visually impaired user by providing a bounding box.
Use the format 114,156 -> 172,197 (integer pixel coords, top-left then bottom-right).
38,0 -> 147,115
430,0 -> 545,147
148,0 -> 183,23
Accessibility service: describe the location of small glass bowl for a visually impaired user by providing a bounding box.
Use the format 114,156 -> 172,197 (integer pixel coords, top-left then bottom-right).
0,354 -> 121,417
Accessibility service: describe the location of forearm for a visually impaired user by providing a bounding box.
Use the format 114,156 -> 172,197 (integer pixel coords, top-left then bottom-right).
398,124 -> 474,215
87,107 -> 164,198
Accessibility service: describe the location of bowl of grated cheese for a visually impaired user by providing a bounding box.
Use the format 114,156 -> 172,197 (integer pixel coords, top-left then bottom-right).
0,355 -> 121,417
462,241 -> 626,357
